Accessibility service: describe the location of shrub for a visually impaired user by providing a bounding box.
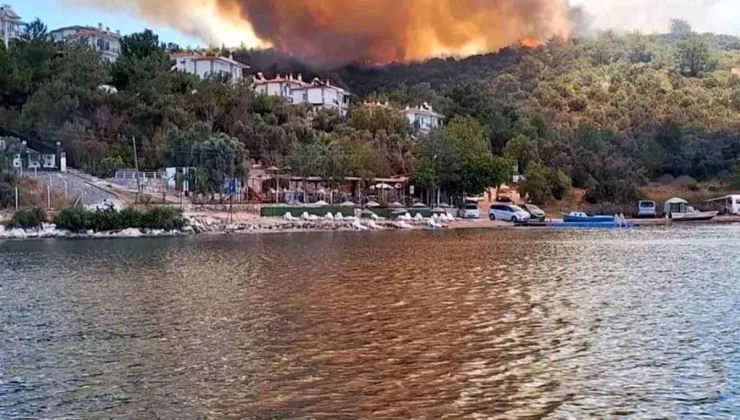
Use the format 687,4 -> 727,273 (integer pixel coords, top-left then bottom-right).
0,181 -> 14,208
584,181 -> 643,205
52,207 -> 91,233
54,206 -> 185,233
140,207 -> 186,231
6,208 -> 47,229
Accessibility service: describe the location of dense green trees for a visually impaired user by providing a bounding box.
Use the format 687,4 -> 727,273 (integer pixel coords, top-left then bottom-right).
3,20 -> 740,208
415,116 -> 513,198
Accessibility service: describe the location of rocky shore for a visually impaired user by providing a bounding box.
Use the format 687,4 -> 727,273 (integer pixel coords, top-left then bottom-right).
0,223 -> 187,240
186,215 -> 446,234
0,215 -> 451,240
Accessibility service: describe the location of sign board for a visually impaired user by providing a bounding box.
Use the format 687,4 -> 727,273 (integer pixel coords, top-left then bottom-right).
226,179 -> 237,196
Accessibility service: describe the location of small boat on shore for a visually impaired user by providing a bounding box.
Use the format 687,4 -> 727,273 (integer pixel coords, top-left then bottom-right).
561,212 -> 616,223
548,221 -> 634,229
663,198 -> 718,222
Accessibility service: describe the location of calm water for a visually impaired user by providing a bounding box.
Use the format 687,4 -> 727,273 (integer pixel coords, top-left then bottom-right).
2,226 -> 740,419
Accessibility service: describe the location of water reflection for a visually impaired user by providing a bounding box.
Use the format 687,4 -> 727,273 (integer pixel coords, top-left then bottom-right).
2,226 -> 740,418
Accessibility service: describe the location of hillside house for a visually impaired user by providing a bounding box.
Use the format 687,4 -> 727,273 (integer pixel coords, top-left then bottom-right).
1,137 -> 66,172
172,54 -> 249,83
402,103 -> 444,136
253,73 -> 351,114
252,73 -> 308,99
0,4 -> 22,48
50,24 -> 122,62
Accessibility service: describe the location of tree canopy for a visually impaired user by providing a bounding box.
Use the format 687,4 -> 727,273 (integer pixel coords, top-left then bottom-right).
3,22 -> 740,208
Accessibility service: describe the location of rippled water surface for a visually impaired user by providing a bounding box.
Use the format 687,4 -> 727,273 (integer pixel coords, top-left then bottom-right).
3,226 -> 740,418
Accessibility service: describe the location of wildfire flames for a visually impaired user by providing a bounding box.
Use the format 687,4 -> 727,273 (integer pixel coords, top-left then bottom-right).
67,0 -> 571,65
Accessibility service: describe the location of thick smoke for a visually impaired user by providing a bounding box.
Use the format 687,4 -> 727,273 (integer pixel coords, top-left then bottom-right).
570,0 -> 739,36
217,0 -> 570,65
64,0 -> 740,65
65,0 -> 570,65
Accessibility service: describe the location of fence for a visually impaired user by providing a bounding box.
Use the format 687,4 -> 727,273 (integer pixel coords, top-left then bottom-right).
259,205 -> 433,219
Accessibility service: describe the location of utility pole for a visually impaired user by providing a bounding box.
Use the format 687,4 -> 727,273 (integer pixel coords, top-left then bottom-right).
132,136 -> 141,201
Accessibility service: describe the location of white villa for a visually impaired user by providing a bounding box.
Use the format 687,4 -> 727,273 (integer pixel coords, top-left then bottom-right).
50,24 -> 122,63
401,103 -> 445,136
253,73 -> 351,114
0,4 -> 22,48
172,53 -> 249,83
1,137 -> 66,172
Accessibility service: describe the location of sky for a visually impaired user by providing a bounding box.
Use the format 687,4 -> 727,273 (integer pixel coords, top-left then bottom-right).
10,0 -> 201,46
8,0 -> 740,49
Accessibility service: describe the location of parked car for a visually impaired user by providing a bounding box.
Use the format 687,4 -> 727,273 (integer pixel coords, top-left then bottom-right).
496,186 -> 514,202
458,202 -> 481,219
521,204 -> 546,222
489,204 -> 531,222
635,200 -> 657,218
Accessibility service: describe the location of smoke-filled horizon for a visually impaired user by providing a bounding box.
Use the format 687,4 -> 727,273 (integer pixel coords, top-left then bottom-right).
63,0 -> 740,65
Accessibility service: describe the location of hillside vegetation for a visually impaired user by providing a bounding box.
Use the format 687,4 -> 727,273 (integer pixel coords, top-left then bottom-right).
2,18 -> 740,207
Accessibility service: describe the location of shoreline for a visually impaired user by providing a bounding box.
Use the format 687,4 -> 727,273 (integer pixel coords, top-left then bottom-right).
2,215 -> 740,242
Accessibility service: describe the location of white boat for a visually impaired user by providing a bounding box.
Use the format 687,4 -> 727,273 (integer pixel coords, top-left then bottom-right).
664,197 -> 718,222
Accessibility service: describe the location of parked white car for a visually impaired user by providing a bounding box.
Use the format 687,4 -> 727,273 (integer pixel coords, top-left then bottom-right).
458,202 -> 481,219
488,204 -> 531,222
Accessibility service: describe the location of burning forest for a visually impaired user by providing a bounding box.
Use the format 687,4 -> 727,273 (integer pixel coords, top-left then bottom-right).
66,0 -> 572,65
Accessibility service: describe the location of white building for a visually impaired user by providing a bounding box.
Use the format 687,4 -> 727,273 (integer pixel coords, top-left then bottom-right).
401,103 -> 444,136
0,4 -> 22,48
252,73 -> 308,99
172,54 -> 249,83
49,24 -> 122,63
253,73 -> 350,114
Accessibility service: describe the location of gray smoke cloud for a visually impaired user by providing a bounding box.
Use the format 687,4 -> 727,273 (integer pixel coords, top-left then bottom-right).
572,0 -> 740,35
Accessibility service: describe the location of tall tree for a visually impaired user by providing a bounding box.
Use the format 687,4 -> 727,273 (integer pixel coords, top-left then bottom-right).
21,19 -> 48,42
676,36 -> 715,77
670,19 -> 693,37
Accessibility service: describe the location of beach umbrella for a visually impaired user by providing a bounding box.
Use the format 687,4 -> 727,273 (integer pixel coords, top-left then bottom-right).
389,201 -> 404,208
412,202 -> 428,208
340,200 -> 356,207
314,200 -> 330,206
439,203 -> 451,209
361,209 -> 378,218
372,183 -> 394,190
366,201 -> 381,208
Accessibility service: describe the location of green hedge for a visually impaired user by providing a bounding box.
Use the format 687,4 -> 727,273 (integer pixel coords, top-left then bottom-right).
54,207 -> 186,233
6,208 -> 46,229
260,206 -> 356,218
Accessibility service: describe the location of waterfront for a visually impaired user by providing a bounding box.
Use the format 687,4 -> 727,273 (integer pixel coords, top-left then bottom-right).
2,226 -> 740,418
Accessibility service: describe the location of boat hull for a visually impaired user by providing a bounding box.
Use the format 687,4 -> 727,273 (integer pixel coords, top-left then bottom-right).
671,211 -> 718,222
562,214 -> 616,223
548,221 -> 634,229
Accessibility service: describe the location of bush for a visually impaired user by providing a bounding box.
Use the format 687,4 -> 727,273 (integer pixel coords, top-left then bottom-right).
54,206 -> 185,233
584,181 -> 643,205
0,173 -> 18,209
52,207 -> 91,232
6,208 -> 47,229
140,207 -> 186,231
0,181 -> 14,208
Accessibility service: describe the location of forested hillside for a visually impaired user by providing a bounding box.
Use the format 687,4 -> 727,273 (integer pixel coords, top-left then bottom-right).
3,18 -> 740,207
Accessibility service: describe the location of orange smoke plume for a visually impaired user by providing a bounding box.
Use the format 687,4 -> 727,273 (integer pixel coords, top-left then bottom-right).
519,37 -> 541,48
66,0 -> 571,65
221,0 -> 570,64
